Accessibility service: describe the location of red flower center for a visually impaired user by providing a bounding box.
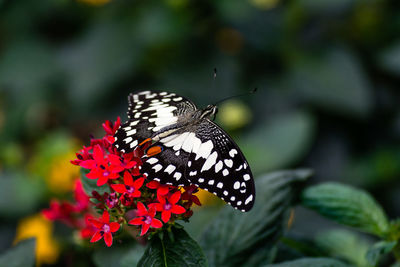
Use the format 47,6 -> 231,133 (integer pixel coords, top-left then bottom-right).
144,216 -> 152,224
125,185 -> 135,193
102,224 -> 110,233
164,203 -> 172,211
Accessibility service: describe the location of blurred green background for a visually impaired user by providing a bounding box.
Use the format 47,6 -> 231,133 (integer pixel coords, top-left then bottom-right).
1,0 -> 400,265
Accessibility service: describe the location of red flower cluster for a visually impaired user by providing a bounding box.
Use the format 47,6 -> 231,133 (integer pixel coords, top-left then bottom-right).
43,118 -> 201,247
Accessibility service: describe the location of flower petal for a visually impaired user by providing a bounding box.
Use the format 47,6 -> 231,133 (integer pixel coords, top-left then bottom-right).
93,145 -> 104,163
102,210 -> 110,223
169,191 -> 181,205
111,184 -> 127,193
104,232 -> 113,247
123,171 -> 134,186
88,218 -> 103,229
90,231 -> 103,243
134,177 -> 145,189
146,181 -> 159,189
136,202 -> 147,215
128,217 -> 144,225
97,176 -> 108,186
109,222 -> 120,232
157,186 -> 169,196
161,211 -> 171,223
80,160 -> 97,169
171,205 -> 186,215
140,224 -> 150,236
151,218 -> 163,229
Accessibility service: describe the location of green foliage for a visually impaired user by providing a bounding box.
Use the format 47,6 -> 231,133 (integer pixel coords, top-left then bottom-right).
301,182 -> 389,237
80,168 -> 110,195
137,227 -> 207,267
365,241 -> 397,267
93,243 -> 145,267
0,173 -> 44,218
266,257 -> 350,267
314,229 -> 372,267
0,238 -> 36,267
241,112 -> 315,173
199,169 -> 312,267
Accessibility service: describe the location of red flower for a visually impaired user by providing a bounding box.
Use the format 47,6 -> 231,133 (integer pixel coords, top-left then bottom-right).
80,214 -> 97,239
181,185 -> 201,206
71,146 -> 92,165
89,210 -> 120,247
42,200 -> 76,226
102,117 -> 121,136
111,171 -> 144,198
73,179 -> 90,212
80,145 -> 124,186
108,153 -> 140,174
129,202 -> 163,236
151,191 -> 186,223
146,181 -> 170,197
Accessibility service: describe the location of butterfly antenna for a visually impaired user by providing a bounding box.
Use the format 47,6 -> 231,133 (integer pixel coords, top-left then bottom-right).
214,87 -> 257,105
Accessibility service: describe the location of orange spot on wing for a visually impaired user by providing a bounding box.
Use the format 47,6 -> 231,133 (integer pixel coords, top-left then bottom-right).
139,138 -> 152,146
146,146 -> 163,157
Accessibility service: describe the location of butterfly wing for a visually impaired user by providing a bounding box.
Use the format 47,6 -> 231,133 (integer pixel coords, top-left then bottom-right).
142,120 -> 255,211
184,120 -> 255,212
114,91 -> 196,153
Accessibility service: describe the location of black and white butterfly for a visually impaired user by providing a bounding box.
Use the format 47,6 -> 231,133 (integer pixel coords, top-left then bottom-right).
114,91 -> 255,212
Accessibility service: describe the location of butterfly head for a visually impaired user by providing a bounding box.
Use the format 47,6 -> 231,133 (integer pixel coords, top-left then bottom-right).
200,104 -> 218,121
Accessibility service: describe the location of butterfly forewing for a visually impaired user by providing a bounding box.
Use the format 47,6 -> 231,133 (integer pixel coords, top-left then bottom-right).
114,91 -> 196,153
114,90 -> 255,212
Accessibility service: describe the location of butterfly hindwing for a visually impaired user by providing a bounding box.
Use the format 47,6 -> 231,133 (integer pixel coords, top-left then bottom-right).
114,91 -> 196,153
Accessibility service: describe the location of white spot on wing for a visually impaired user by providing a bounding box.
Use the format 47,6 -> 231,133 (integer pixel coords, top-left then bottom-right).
129,140 -> 138,148
223,169 -> 229,176
243,174 -> 250,181
234,181 -> 240,189
208,180 -> 214,185
224,159 -> 233,168
124,137 -> 133,143
126,129 -> 136,136
195,140 -> 214,160
198,178 -> 204,183
164,164 -> 176,174
201,151 -> 218,172
173,172 -> 182,180
147,158 -> 158,165
215,160 -> 223,173
229,149 -> 238,157
217,182 -> 223,188
245,195 -> 253,205
153,164 -> 163,172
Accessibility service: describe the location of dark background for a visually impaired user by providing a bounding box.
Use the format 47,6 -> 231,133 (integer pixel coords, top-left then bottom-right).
1,0 -> 400,265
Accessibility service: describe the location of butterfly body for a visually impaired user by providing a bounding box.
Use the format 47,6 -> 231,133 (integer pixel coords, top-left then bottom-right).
114,91 -> 255,212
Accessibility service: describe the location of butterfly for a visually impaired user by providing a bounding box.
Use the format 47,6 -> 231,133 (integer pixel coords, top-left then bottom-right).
114,91 -> 255,212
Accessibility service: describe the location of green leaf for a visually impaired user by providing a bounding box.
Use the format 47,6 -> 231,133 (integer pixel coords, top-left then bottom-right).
137,227 -> 207,267
0,172 -> 44,218
93,243 -> 145,267
314,229 -> 371,267
288,48 -> 372,118
301,182 -> 389,237
80,168 -> 110,195
366,240 -> 397,267
199,169 -> 312,267
266,257 -> 350,267
0,238 -> 36,267
241,111 -> 315,173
